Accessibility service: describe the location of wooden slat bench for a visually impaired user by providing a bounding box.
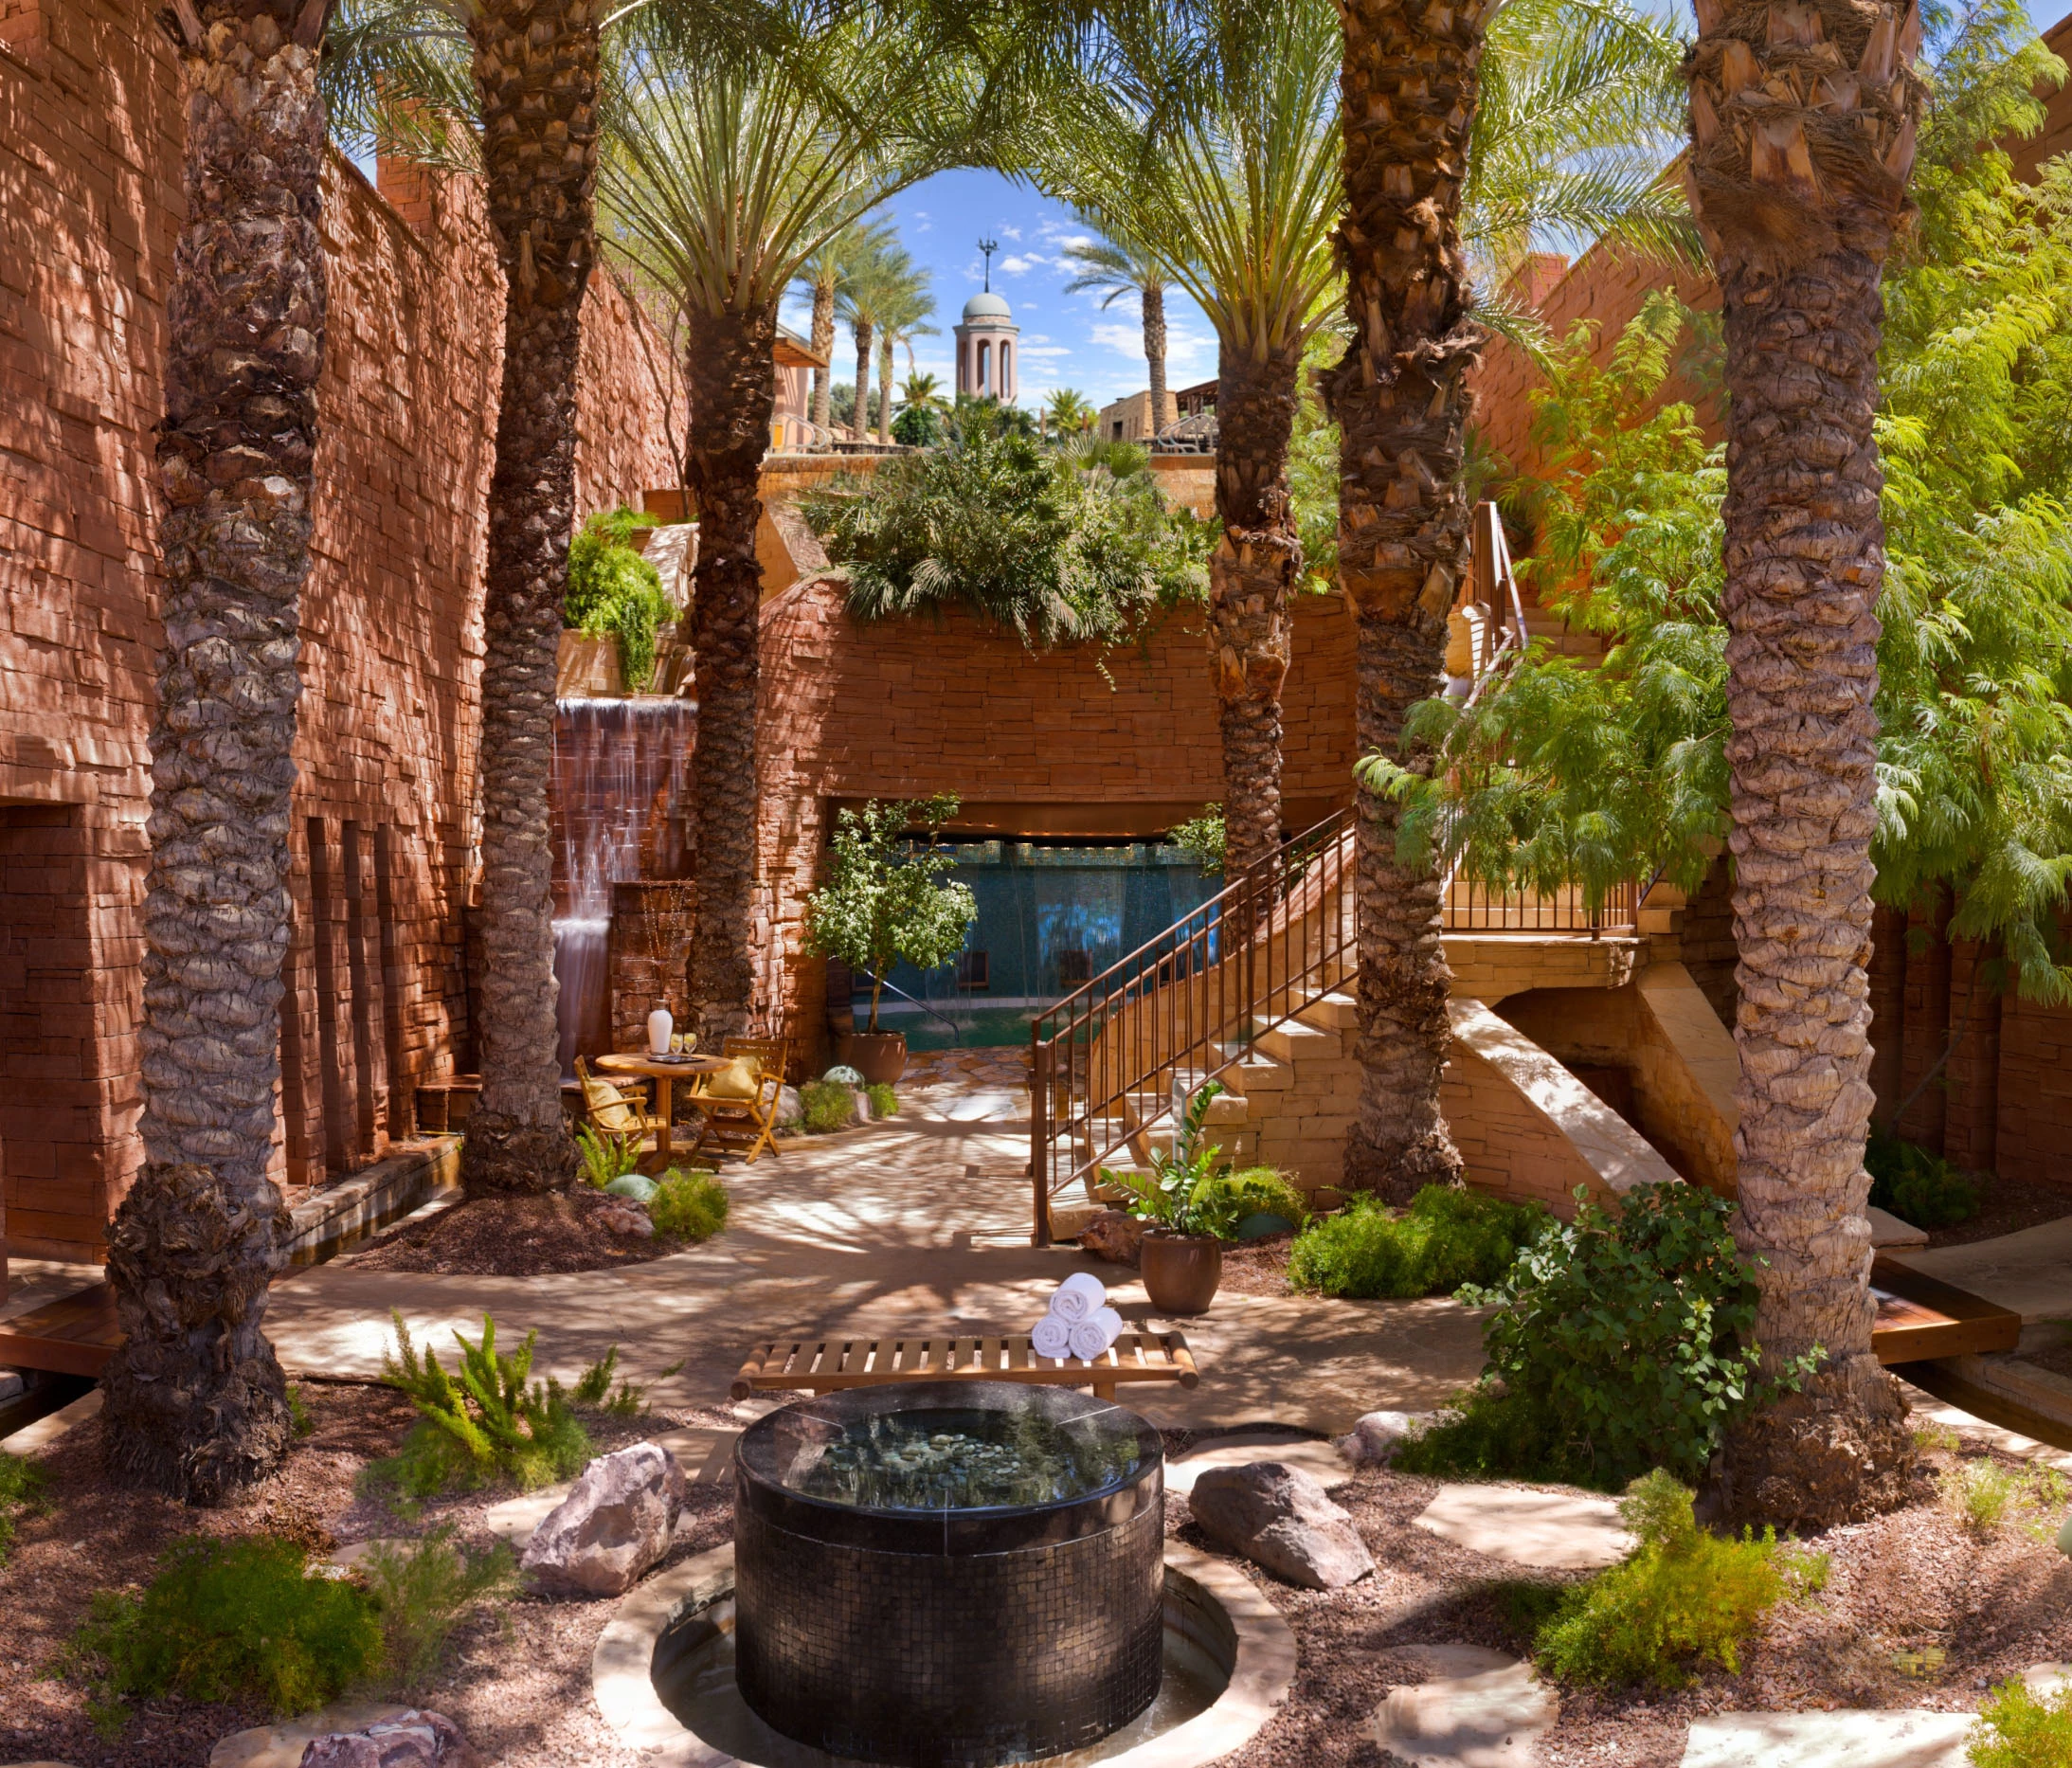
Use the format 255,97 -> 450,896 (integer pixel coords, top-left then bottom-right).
730,1331 -> 1199,1404
1870,1256 -> 2022,1365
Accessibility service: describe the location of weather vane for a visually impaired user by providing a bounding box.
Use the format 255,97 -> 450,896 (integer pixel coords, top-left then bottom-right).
978,239 -> 998,292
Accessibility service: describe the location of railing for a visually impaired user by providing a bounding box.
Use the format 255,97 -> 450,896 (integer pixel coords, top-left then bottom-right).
1028,809 -> 1356,1245
1443,875 -> 1639,937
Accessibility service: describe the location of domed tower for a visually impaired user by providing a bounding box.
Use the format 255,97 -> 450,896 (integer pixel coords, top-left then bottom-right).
954,244 -> 1019,402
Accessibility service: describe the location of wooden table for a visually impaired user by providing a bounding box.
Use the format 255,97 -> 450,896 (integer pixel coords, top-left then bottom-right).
593,1051 -> 728,1163
730,1330 -> 1200,1404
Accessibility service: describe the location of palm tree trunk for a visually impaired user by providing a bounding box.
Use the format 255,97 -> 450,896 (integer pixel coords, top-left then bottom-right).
1328,0 -> 1481,1201
877,334 -> 894,444
458,0 -> 600,1197
810,281 -> 835,432
1143,281 -> 1172,432
852,319 -> 873,442
686,302 -> 780,1041
101,0 -> 326,1502
1209,341 -> 1301,879
1687,0 -> 1922,1526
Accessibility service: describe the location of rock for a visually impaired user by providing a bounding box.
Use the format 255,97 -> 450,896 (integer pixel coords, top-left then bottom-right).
297,1711 -> 477,1768
209,1703 -> 414,1768
1414,1484 -> 1631,1571
1078,1210 -> 1144,1266
776,1084 -> 802,1128
1375,1644 -> 1556,1768
520,1441 -> 686,1597
594,1201 -> 653,1237
1336,1409 -> 1429,1468
1187,1461 -> 1375,1590
1679,1709 -> 1973,1767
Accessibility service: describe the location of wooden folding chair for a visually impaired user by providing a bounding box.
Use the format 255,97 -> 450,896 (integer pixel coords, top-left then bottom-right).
574,1056 -> 662,1144
687,1037 -> 789,1165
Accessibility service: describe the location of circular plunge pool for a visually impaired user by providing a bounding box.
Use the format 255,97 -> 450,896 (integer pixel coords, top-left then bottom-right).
731,1382 -> 1165,1767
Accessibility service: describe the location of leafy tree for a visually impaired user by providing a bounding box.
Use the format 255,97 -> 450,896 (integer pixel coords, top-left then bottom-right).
566,507 -> 674,688
802,405 -> 1209,647
803,796 -> 979,1031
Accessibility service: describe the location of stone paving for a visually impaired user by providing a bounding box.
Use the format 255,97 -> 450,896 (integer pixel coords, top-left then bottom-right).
263,1051 -> 1486,1436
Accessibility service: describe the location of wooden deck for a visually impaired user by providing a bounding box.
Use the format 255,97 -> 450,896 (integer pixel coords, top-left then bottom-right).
731,1331 -> 1199,1404
0,1280 -> 119,1378
1870,1256 -> 2022,1365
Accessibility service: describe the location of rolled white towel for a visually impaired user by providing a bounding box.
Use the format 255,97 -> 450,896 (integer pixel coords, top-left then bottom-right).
1051,1272 -> 1108,1325
1031,1311 -> 1073,1361
1068,1305 -> 1125,1362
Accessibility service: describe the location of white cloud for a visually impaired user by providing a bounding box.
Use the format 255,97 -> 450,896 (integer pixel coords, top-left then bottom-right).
1018,343 -> 1072,360
1089,321 -> 1146,358
998,224 -> 1022,241
1000,254 -> 1038,277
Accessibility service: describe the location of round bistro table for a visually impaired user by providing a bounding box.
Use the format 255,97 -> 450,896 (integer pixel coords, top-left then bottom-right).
592,1051 -> 728,1164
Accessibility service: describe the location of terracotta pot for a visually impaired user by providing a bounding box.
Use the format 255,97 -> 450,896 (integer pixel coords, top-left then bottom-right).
838,1030 -> 908,1085
1139,1232 -> 1222,1316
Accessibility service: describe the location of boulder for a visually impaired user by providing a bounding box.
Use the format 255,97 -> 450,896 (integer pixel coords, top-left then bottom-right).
297,1711 -> 477,1768
1336,1409 -> 1430,1468
593,1202 -> 653,1237
1078,1210 -> 1144,1266
1187,1461 -> 1375,1590
520,1441 -> 686,1597
776,1084 -> 802,1130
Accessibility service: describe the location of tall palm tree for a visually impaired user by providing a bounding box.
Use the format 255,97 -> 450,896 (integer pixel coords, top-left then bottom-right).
1684,0 -> 1924,1525
876,271 -> 939,443
898,368 -> 947,413
1063,234 -> 1174,431
99,0 -> 333,1502
837,240 -> 917,442
1330,0 -> 1688,1200
601,13 -> 974,1037
793,216 -> 896,434
1044,387 -> 1096,435
1034,0 -> 1343,878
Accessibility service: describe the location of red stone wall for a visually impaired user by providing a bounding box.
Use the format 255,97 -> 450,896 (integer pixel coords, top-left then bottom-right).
1,0 -> 681,1255
753,580 -> 1360,1072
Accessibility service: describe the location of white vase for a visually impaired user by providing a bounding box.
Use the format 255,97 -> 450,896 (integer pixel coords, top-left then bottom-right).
647,1006 -> 674,1056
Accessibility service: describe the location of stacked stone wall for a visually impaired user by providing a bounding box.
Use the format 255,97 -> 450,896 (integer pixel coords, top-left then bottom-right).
1,0 -> 681,1255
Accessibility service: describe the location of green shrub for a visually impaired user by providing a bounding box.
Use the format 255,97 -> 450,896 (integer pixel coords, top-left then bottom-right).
801,1078 -> 857,1133
1867,1130 -> 1978,1228
577,1124 -> 641,1188
1939,1458 -> 2069,1539
1219,1166 -> 1312,1236
1533,1472 -> 1782,1688
363,1311 -> 592,1506
866,1082 -> 898,1119
1970,1675 -> 2072,1765
1396,1181 -> 1808,1488
1289,1185 -> 1545,1299
71,1535 -> 382,1725
0,1450 -> 47,1565
572,1343 -> 649,1416
565,507 -> 673,688
648,1170 -> 729,1243
359,1525 -> 515,1695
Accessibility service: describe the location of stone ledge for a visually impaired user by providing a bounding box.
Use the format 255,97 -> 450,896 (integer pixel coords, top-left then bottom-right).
285,1137 -> 460,1264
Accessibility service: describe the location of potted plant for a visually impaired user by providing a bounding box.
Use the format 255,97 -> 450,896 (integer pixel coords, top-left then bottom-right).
802,793 -> 977,1085
1104,1083 -> 1303,1314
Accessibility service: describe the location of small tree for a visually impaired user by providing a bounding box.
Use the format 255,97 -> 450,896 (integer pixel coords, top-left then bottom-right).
804,795 -> 977,1032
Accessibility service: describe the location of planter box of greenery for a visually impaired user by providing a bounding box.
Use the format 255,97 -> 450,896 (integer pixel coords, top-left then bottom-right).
803,794 -> 977,1085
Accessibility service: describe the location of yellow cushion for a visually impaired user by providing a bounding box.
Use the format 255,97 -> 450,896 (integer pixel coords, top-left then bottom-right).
703,1056 -> 763,1101
584,1074 -> 641,1131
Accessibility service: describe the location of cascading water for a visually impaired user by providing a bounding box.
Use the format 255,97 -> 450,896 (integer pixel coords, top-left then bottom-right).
550,697 -> 694,1077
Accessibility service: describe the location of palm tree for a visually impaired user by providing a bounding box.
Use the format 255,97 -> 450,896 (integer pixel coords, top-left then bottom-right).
1033,0 -> 1342,878
1684,0 -> 1924,1525
898,369 -> 947,414
837,239 -> 927,443
98,0 -> 333,1502
1044,387 -> 1096,435
600,15 -> 973,1037
1063,234 -> 1174,431
875,267 -> 938,443
793,217 -> 896,434
1329,0 -> 1688,1200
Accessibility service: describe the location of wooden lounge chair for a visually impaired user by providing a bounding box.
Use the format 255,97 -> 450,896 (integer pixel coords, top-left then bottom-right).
686,1037 -> 788,1165
731,1329 -> 1200,1404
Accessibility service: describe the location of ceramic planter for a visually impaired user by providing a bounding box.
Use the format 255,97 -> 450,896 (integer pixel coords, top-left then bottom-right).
838,1030 -> 908,1085
1139,1231 -> 1222,1315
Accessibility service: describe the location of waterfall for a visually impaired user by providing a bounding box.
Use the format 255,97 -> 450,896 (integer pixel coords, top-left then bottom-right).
550,696 -> 694,1077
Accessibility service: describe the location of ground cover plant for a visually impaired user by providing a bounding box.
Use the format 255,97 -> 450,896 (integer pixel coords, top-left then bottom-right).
1939,1456 -> 2069,1539
1971,1675 -> 2072,1765
357,1526 -> 516,1695
1288,1183 -> 1545,1298
365,1313 -> 596,1506
1522,1471 -> 1811,1689
68,1535 -> 383,1728
866,1082 -> 898,1119
564,507 -> 671,689
576,1123 -> 641,1188
1867,1130 -> 1980,1228
648,1169 -> 730,1242
0,1450 -> 46,1564
1397,1182 -> 1805,1488
801,1078 -> 859,1133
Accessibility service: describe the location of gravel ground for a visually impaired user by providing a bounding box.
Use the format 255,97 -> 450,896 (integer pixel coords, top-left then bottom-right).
6,1389 -> 2068,1768
343,1190 -> 678,1276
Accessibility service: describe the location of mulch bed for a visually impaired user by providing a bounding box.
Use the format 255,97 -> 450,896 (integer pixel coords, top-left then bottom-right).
344,1190 -> 678,1276
7,1380 -> 2068,1768
1215,1229 -> 1298,1297
1922,1167 -> 2072,1249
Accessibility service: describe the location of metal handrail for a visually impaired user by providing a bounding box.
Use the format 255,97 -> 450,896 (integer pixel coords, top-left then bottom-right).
860,974 -> 965,1043
1028,808 -> 1356,1244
